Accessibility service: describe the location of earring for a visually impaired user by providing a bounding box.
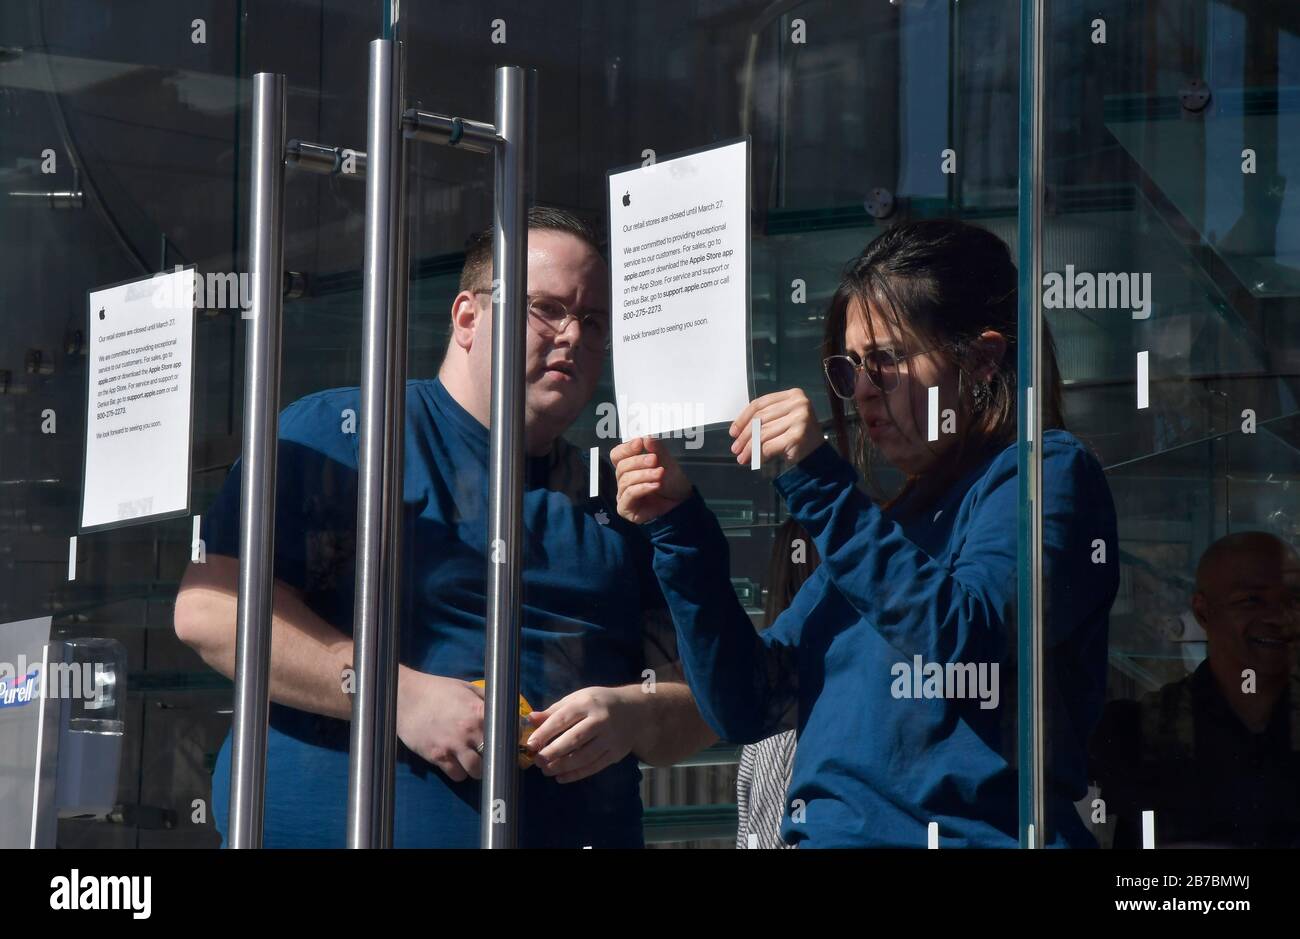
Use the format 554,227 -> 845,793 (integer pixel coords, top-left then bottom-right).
972,381 -> 992,410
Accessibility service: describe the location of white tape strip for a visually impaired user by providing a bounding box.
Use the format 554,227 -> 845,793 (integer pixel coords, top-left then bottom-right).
751,417 -> 761,470
1026,387 -> 1034,442
67,536 -> 76,581
191,514 -> 203,562
30,643 -> 50,848
927,821 -> 938,849
1136,351 -> 1149,410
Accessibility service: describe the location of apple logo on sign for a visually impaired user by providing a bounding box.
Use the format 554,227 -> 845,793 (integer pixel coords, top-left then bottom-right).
595,509 -> 610,525
622,191 -> 630,207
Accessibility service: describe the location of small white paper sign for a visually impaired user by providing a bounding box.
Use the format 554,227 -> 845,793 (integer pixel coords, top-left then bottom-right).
81,268 -> 195,531
608,139 -> 751,441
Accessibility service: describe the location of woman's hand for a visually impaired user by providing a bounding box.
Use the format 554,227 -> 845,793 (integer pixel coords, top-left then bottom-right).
730,389 -> 824,466
611,436 -> 693,524
524,686 -> 641,784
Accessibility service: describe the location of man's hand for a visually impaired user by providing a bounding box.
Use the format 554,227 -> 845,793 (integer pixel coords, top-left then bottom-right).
523,686 -> 642,784
729,389 -> 823,466
396,668 -> 486,782
612,436 -> 693,524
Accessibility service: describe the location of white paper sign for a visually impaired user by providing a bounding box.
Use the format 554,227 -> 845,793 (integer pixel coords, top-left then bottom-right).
81,268 -> 195,531
608,139 -> 751,440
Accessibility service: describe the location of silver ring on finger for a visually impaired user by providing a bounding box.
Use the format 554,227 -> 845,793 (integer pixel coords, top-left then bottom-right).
475,740 -> 485,755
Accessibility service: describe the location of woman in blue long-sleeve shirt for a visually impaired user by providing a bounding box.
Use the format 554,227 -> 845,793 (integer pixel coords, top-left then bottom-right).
612,219 -> 1119,847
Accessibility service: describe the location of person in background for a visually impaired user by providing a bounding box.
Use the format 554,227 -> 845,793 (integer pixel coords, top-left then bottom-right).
1090,531 -> 1300,847
736,518 -> 819,849
613,218 -> 1120,847
175,206 -> 715,847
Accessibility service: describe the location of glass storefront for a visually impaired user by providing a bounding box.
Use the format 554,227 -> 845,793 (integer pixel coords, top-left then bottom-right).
1,0 -> 1296,849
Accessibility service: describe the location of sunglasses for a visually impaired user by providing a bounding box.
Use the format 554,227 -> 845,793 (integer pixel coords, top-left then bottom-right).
822,346 -> 939,399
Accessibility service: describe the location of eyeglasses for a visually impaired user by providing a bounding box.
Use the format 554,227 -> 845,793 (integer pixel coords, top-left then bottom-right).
474,290 -> 611,351
822,346 -> 939,398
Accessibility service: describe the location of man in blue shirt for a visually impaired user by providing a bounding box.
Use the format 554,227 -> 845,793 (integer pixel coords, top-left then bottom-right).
174,206 -> 716,847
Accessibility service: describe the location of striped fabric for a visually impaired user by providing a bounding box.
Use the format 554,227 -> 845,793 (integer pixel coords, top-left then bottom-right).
735,731 -> 797,849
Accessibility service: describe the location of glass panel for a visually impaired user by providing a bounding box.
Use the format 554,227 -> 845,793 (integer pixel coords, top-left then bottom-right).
0,0 -> 391,847
394,0 -> 1034,849
0,0 -> 989,852
15,0 -> 1291,856
1046,2 -> 1300,848
189,7 -> 386,849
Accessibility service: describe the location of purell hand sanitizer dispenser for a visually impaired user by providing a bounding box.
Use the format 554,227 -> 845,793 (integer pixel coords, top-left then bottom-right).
55,637 -> 126,819
0,617 -> 125,847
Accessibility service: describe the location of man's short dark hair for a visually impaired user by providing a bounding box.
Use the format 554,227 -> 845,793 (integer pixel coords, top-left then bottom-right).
459,205 -> 604,294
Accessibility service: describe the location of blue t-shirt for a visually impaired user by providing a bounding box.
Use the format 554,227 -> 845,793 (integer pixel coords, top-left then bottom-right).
202,378 -> 671,847
643,430 -> 1119,848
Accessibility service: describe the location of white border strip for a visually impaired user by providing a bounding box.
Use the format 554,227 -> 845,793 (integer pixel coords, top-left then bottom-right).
29,643 -> 50,848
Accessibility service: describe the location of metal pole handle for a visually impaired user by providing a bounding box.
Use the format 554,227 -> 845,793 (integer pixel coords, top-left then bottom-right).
228,72 -> 286,849
480,64 -> 530,850
348,37 -> 407,850
346,52 -> 531,849
1016,0 -> 1047,848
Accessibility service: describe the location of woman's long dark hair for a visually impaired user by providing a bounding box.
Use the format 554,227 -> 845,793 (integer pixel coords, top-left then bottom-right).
822,218 -> 1067,511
